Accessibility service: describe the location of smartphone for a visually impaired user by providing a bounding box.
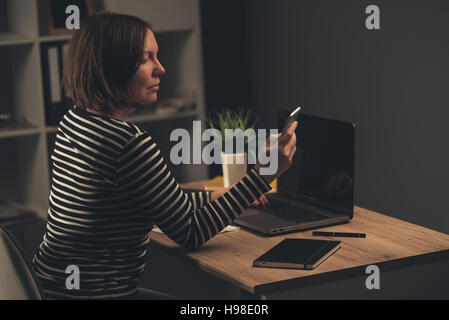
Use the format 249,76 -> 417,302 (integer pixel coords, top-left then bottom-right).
281,106 -> 301,135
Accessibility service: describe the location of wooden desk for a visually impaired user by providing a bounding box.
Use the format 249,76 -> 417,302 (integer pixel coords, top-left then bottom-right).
147,179 -> 449,299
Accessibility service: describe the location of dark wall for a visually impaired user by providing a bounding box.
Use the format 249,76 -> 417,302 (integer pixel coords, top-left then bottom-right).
200,1 -> 252,178
244,0 -> 449,233
200,1 -> 251,109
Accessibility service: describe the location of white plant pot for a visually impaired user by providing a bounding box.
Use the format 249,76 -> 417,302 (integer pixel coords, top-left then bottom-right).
221,152 -> 247,188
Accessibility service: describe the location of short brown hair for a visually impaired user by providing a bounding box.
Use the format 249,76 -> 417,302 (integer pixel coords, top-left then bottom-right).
63,12 -> 153,115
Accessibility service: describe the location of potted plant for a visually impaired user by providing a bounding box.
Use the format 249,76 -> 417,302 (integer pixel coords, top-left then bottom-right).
208,108 -> 259,187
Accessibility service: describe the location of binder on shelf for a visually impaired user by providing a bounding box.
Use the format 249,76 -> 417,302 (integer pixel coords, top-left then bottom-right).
48,46 -> 62,104
41,41 -> 73,127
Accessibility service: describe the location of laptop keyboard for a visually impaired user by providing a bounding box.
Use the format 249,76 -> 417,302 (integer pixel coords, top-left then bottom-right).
262,197 -> 330,223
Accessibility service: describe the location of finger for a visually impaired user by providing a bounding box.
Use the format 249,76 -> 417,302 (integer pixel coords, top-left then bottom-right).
285,121 -> 298,137
282,133 -> 297,157
260,194 -> 268,206
267,133 -> 281,148
288,132 -> 297,150
263,199 -> 268,207
288,144 -> 296,160
279,122 -> 298,145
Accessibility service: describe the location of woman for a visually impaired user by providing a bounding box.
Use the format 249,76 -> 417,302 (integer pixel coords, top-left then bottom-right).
32,12 -> 297,300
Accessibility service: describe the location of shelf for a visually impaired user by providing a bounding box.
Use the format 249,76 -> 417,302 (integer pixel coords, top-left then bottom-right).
0,127 -> 42,139
0,0 -> 208,218
0,33 -> 34,47
0,134 -> 50,214
0,44 -> 46,129
38,34 -> 73,43
45,126 -> 58,134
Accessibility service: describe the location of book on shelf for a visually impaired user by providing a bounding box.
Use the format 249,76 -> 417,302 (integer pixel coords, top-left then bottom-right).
40,40 -> 74,127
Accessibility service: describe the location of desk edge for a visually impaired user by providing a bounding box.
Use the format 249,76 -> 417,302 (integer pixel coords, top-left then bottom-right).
252,249 -> 449,296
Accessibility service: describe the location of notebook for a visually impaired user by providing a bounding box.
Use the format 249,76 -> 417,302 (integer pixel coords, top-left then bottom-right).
253,238 -> 341,270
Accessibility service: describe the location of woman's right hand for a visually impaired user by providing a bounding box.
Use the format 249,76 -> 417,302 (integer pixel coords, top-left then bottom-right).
255,121 -> 298,185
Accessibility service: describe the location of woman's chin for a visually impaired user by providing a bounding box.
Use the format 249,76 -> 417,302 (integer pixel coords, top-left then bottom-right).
140,95 -> 158,106
148,92 -> 158,103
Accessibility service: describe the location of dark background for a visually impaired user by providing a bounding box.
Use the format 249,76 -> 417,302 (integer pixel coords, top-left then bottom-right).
201,0 -> 449,236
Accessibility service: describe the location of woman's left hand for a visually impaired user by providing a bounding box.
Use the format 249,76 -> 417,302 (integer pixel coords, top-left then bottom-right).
250,194 -> 269,207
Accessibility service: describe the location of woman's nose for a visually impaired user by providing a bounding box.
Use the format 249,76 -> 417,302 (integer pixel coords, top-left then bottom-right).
155,60 -> 165,75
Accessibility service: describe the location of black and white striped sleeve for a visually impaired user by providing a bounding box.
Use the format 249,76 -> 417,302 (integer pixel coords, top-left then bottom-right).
184,191 -> 211,210
116,132 -> 271,250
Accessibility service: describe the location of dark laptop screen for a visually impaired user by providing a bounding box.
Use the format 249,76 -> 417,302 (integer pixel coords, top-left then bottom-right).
278,111 -> 355,217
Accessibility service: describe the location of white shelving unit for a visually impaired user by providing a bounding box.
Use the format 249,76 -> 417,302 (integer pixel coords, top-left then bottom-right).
0,0 -> 208,218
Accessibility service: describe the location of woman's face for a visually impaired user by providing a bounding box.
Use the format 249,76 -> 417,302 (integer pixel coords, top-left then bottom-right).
128,29 -> 165,106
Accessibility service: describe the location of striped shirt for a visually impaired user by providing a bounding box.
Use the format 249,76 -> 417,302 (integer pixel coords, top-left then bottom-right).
32,105 -> 271,300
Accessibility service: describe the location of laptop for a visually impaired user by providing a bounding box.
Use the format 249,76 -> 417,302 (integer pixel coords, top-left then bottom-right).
234,111 -> 356,235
